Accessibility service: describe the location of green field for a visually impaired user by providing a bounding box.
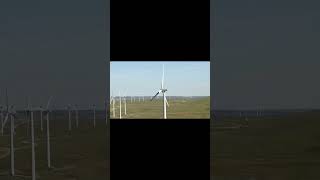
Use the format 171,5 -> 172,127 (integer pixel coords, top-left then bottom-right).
110,97 -> 210,119
0,114 -> 109,180
211,112 -> 320,180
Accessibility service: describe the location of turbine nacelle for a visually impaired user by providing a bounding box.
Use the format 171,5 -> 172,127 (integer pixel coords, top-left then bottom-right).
161,89 -> 167,93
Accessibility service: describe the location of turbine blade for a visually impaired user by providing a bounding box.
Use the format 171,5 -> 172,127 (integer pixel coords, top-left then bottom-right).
161,64 -> 164,89
151,91 -> 160,101
2,113 -> 9,129
165,95 -> 169,107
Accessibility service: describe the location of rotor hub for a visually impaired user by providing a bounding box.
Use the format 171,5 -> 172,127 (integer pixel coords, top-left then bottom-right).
161,89 -> 167,93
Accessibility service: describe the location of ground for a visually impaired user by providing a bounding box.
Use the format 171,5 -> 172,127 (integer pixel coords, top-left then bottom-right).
211,112 -> 320,180
0,111 -> 109,180
110,97 -> 210,119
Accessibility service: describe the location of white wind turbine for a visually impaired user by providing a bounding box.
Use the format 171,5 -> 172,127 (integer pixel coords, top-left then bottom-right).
25,97 -> 30,137
74,104 -> 79,128
109,96 -> 112,105
32,97 -> 53,170
124,97 -> 126,115
112,96 -> 115,118
30,103 -> 36,180
39,106 -> 43,132
1,89 -> 15,135
2,89 -> 17,176
110,92 -> 116,118
151,64 -> 169,119
9,107 -> 16,177
67,104 -> 72,132
43,97 -> 53,168
119,92 -> 122,119
123,89 -> 127,116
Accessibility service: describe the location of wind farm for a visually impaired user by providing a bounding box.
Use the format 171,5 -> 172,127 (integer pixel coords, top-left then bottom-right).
211,110 -> 320,180
110,62 -> 210,119
0,89 -> 109,180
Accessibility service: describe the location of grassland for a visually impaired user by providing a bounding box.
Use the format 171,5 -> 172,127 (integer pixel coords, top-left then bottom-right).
211,112 -> 320,180
0,111 -> 109,180
110,97 -> 210,119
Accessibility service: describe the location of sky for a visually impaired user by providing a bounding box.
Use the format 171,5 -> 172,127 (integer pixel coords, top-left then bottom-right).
212,0 -> 320,110
0,0 -> 108,110
2,0 -> 320,110
110,62 -> 210,97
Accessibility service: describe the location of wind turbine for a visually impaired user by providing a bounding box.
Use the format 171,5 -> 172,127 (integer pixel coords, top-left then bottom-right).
10,105 -> 17,176
25,96 -> 30,137
67,104 -> 72,132
151,64 -> 169,119
123,89 -> 127,116
112,97 -> 115,118
1,89 -> 13,135
110,97 -> 113,105
74,104 -> 79,128
29,97 -> 53,171
119,92 -> 122,119
30,104 -> 36,180
40,106 -> 43,132
2,89 -> 17,176
124,97 -> 127,115
44,97 -> 53,168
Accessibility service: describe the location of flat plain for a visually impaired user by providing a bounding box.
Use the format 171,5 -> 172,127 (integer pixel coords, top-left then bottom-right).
0,110 -> 109,180
110,96 -> 210,119
211,111 -> 320,180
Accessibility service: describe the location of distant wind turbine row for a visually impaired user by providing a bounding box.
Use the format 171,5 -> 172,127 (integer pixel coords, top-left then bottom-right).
0,88 -> 106,179
111,64 -> 169,119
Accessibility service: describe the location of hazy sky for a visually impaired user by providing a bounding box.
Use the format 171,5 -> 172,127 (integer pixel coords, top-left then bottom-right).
3,0 -> 320,110
110,62 -> 210,97
0,0 -> 108,109
212,0 -> 320,110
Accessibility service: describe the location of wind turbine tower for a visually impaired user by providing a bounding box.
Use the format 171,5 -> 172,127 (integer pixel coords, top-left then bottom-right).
74,104 -> 79,128
119,92 -> 122,119
68,104 -> 72,132
44,97 -> 53,168
123,90 -> 127,116
30,105 -> 36,180
151,64 -> 169,119
9,106 -> 17,176
112,97 -> 115,118
40,106 -> 43,132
